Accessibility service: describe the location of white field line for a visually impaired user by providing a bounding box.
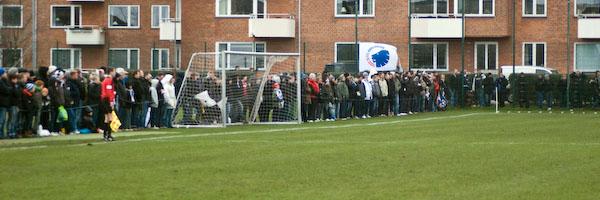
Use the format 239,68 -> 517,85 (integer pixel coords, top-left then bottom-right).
124,113 -> 483,143
0,113 -> 483,151
211,140 -> 600,146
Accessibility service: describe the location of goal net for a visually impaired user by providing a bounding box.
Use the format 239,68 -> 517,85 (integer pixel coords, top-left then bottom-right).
173,51 -> 301,127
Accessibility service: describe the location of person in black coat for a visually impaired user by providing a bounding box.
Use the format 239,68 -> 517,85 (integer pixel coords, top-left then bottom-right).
7,73 -> 21,138
0,68 -> 10,139
345,75 -> 358,118
130,70 -> 147,128
258,76 -> 275,122
483,73 -> 495,106
66,71 -> 82,133
87,73 -> 101,130
400,72 -> 411,114
517,73 -> 530,108
386,73 -> 397,115
495,73 -> 509,107
155,73 -> 165,127
558,74 -> 568,108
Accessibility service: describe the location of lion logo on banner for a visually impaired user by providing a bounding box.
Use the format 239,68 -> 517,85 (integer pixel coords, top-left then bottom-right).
366,46 -> 390,69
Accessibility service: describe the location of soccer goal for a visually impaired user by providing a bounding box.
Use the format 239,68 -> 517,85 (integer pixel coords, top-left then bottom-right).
173,51 -> 301,128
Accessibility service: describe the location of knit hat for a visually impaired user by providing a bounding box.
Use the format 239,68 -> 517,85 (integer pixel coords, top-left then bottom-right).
7,67 -> 18,76
116,68 -> 128,76
25,83 -> 35,91
47,65 -> 57,75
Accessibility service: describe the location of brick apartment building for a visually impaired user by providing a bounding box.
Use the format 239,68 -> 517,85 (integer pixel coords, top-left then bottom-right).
1,0 -> 600,74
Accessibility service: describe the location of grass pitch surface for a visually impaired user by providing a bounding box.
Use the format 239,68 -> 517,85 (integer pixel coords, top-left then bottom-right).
1,111 -> 599,199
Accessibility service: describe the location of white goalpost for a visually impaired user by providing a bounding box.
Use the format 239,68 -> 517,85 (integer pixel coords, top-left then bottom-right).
173,51 -> 301,128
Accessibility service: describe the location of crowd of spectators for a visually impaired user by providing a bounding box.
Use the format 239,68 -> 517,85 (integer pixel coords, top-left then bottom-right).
0,66 -> 177,140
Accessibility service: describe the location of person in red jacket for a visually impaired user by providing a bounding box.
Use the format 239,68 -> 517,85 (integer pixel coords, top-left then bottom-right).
100,68 -> 116,142
306,73 -> 320,121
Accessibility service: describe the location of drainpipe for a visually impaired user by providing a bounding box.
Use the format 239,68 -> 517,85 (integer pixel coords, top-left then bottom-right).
296,0 -> 302,123
175,0 -> 181,69
408,0 -> 411,72
354,0 -> 359,72
31,0 -> 37,70
566,0 -> 571,109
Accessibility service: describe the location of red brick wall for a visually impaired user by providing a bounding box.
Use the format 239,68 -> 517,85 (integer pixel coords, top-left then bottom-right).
1,0 -> 595,74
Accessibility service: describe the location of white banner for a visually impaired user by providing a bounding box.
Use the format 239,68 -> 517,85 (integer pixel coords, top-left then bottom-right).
358,42 -> 399,72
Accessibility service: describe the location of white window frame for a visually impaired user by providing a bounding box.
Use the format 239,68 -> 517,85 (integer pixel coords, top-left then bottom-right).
215,0 -> 267,18
50,48 -> 82,69
0,48 -> 23,68
0,5 -> 23,28
151,5 -> 170,29
109,48 -> 140,70
108,5 -> 140,29
522,0 -> 547,17
50,5 -> 82,28
411,42 -> 450,71
334,42 -> 358,63
215,42 -> 267,70
573,42 -> 600,72
574,0 -> 600,17
522,42 -> 547,67
474,42 -> 498,71
410,0 -> 450,16
453,0 -> 495,17
334,0 -> 376,18
151,48 -> 170,70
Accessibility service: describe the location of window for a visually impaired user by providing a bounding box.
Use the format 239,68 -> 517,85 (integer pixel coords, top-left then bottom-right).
523,42 -> 546,67
335,0 -> 375,17
0,48 -> 22,68
109,49 -> 139,70
51,48 -> 81,69
523,0 -> 546,17
455,0 -> 494,16
51,5 -> 81,28
152,48 -> 169,70
109,5 -> 139,28
411,0 -> 448,15
576,0 -> 600,16
474,42 -> 497,71
152,5 -> 170,28
335,43 -> 358,63
575,43 -> 600,72
217,0 -> 266,17
216,42 -> 266,69
411,43 -> 448,70
1,5 -> 22,28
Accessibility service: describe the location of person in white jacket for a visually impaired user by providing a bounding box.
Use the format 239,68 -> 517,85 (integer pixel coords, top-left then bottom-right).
149,79 -> 160,129
161,74 -> 177,128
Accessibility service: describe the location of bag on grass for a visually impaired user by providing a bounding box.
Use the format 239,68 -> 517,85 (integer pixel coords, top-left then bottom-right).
57,106 -> 68,123
110,111 -> 121,132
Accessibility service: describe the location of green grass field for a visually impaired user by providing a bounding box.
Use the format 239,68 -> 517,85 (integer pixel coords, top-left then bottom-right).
1,111 -> 599,199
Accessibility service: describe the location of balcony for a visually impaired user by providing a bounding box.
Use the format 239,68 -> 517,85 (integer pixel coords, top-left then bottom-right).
248,14 -> 295,38
410,15 -> 462,39
65,25 -> 105,45
160,19 -> 181,41
578,17 -> 600,39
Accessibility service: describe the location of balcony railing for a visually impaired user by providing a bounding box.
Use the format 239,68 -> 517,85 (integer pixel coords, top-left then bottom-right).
65,25 -> 105,45
410,14 -> 462,39
160,18 -> 181,41
248,14 -> 295,38
578,16 -> 600,39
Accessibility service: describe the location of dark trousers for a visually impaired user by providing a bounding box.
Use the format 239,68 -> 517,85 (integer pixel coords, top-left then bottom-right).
308,102 -> 318,121
379,97 -> 389,115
